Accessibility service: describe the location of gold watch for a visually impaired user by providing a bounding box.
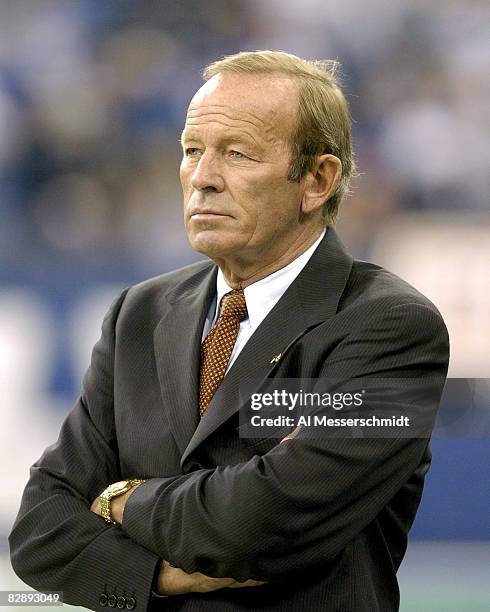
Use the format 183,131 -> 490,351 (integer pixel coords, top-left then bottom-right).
99,479 -> 145,524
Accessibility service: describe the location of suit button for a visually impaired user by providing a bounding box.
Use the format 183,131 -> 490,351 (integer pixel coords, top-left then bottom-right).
126,596 -> 136,610
99,593 -> 108,607
116,596 -> 126,609
108,594 -> 117,608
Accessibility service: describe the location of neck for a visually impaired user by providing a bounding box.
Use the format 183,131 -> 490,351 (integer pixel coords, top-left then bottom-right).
213,225 -> 325,290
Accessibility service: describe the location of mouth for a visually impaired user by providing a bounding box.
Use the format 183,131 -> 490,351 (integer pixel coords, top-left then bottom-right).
190,211 -> 230,220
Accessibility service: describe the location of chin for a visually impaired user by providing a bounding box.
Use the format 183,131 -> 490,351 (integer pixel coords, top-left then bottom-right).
189,231 -> 238,259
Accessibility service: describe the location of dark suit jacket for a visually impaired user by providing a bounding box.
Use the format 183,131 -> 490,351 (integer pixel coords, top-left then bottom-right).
9,227 -> 449,611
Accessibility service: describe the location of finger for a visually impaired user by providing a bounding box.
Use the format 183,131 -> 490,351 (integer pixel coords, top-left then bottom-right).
159,562 -> 236,595
227,579 -> 267,588
159,564 -> 194,596
194,574 -> 236,592
90,496 -> 101,514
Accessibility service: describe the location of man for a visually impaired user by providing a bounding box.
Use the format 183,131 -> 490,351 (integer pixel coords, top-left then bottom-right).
10,51 -> 449,611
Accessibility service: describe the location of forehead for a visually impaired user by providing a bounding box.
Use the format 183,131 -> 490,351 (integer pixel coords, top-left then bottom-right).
183,73 -> 298,142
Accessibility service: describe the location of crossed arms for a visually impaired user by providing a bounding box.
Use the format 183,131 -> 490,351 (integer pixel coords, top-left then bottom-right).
9,289 -> 449,610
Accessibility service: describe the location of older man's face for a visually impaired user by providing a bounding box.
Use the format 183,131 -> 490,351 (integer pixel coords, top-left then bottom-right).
180,72 -> 306,266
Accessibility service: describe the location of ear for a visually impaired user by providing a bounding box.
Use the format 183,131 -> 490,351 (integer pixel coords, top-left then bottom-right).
301,154 -> 342,215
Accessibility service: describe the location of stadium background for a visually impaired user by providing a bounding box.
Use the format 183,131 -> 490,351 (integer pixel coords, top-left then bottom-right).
0,1 -> 488,610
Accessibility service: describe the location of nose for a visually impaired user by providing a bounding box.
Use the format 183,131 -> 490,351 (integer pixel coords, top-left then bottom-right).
190,150 -> 225,192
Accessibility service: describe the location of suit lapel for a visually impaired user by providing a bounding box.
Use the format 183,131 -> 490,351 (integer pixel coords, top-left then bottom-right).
180,227 -> 353,465
153,263 -> 217,456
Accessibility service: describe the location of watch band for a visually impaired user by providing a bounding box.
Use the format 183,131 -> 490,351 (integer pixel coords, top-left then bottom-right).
100,493 -> 117,525
100,479 -> 145,524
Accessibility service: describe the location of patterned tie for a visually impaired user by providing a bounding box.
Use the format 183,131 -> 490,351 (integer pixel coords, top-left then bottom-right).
199,289 -> 248,417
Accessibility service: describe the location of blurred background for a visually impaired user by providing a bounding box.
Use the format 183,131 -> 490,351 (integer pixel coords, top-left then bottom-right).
0,1 -> 488,610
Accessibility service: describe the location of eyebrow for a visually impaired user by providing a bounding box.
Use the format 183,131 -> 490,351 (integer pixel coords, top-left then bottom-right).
180,131 -> 262,152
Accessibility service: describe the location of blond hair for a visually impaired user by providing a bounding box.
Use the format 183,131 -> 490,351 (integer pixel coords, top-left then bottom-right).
203,50 -> 355,223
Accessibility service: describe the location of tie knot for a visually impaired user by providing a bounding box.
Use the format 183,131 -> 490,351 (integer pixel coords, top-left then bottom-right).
220,289 -> 248,322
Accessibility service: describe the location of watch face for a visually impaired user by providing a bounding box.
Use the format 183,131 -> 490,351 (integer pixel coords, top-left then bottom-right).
108,480 -> 130,495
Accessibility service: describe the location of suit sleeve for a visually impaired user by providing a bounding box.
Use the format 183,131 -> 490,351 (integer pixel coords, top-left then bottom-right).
122,302 -> 450,582
8,290 -> 160,612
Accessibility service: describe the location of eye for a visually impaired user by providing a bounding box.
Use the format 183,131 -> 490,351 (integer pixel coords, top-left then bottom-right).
184,147 -> 202,157
229,150 -> 248,160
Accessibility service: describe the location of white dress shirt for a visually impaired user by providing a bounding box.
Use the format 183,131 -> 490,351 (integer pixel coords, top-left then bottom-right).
202,229 -> 326,372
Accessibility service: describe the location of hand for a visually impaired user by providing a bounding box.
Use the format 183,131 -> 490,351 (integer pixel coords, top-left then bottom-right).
156,560 -> 266,596
90,482 -> 143,524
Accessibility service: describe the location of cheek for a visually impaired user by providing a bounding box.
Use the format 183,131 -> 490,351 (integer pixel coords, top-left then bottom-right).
253,180 -> 301,222
180,164 -> 192,193
230,173 -> 276,212
181,181 -> 195,213
179,160 -> 186,183
180,177 -> 189,197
